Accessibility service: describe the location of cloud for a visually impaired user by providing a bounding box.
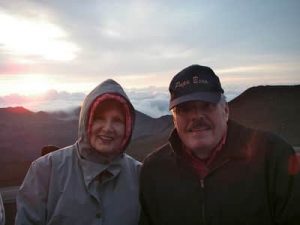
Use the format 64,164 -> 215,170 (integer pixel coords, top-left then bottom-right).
0,90 -> 85,112
0,12 -> 80,62
127,87 -> 170,118
0,87 -> 174,117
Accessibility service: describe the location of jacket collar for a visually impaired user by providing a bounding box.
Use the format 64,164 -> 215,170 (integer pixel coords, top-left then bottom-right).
75,145 -> 122,187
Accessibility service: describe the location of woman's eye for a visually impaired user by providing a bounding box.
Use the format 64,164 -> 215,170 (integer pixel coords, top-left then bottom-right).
93,115 -> 104,122
114,117 -> 124,124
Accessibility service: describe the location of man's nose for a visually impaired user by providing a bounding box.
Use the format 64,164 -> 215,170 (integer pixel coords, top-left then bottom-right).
190,105 -> 204,116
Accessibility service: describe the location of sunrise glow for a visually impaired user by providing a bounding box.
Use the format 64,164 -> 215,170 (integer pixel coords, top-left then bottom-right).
0,12 -> 79,61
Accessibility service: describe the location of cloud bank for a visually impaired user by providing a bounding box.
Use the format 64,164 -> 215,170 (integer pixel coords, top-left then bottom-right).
0,85 -> 246,118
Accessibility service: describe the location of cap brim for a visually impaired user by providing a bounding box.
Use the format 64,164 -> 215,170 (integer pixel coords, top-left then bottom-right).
169,92 -> 221,110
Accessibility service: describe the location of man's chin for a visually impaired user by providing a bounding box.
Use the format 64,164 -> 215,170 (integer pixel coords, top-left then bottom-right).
188,144 -> 213,159
187,140 -> 212,151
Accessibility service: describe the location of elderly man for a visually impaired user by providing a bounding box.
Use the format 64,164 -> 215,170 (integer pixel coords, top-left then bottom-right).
139,64 -> 300,225
16,79 -> 141,225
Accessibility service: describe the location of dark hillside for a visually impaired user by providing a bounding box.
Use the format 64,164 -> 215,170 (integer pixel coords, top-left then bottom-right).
229,85 -> 300,146
133,111 -> 172,139
0,107 -> 173,186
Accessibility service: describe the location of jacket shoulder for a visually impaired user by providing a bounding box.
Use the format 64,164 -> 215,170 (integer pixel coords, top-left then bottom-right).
121,153 -> 142,176
123,153 -> 142,169
142,143 -> 175,169
229,120 -> 294,157
31,145 -> 76,173
50,145 -> 75,160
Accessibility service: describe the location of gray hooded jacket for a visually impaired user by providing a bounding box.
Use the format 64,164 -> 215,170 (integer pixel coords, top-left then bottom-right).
0,193 -> 4,225
16,79 -> 141,225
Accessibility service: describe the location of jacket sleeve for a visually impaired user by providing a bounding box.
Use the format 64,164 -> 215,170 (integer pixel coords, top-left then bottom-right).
15,156 -> 51,225
266,136 -> 300,225
139,159 -> 156,225
139,190 -> 152,225
0,193 -> 4,225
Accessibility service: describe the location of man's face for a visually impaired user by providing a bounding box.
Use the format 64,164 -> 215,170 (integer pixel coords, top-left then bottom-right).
172,100 -> 229,158
89,101 -> 125,157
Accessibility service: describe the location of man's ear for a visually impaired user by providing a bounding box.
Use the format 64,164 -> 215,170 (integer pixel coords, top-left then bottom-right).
224,102 -> 229,121
172,110 -> 177,127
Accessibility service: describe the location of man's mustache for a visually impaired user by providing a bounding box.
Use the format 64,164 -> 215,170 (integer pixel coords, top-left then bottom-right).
187,119 -> 211,131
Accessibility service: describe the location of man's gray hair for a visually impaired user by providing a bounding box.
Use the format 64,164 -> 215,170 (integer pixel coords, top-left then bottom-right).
220,94 -> 227,102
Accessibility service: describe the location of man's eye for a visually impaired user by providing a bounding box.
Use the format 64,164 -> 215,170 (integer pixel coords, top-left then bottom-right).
175,105 -> 191,114
204,103 -> 216,110
175,102 -> 216,114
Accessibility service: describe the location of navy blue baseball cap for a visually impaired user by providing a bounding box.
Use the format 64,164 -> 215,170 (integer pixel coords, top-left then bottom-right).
169,64 -> 224,110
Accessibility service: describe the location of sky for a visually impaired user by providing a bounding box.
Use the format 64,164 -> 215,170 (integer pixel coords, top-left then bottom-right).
0,0 -> 299,117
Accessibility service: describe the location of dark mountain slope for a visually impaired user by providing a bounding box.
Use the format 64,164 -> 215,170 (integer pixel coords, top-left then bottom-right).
229,85 -> 300,146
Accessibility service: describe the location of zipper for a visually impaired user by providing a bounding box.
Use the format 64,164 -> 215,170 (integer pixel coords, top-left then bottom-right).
200,178 -> 206,225
199,159 -> 230,225
200,179 -> 205,188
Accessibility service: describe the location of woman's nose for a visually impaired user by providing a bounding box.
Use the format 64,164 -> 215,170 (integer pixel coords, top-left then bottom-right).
102,120 -> 114,131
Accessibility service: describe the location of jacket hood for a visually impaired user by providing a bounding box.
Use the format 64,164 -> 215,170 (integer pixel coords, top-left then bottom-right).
77,79 -> 135,163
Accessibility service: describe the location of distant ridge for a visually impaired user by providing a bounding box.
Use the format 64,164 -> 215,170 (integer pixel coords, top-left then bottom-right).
0,106 -> 33,117
2,106 -> 31,113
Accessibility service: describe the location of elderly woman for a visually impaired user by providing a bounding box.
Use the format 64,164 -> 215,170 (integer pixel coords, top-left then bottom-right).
16,79 -> 141,225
